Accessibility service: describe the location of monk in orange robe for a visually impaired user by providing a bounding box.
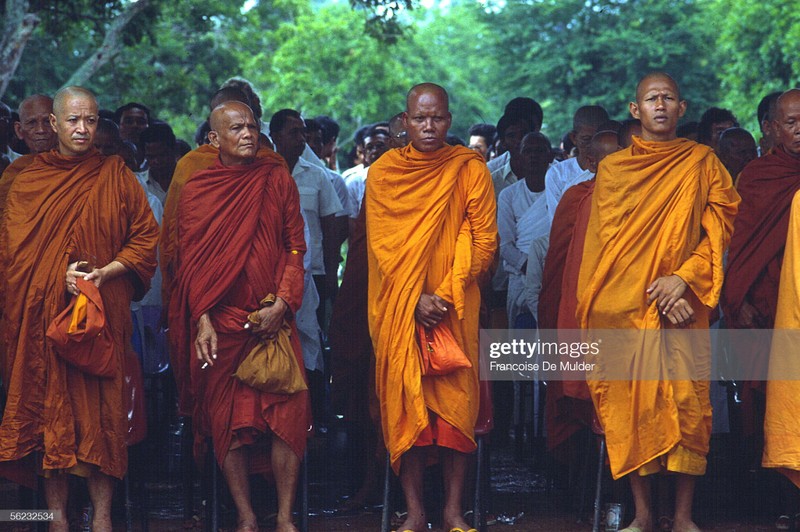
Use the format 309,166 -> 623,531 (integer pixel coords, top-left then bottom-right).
722,89 -> 800,444
764,189 -> 800,489
577,73 -> 739,532
172,101 -> 310,532
0,95 -> 57,217
0,86 -> 158,531
541,131 -> 619,456
366,83 -> 496,532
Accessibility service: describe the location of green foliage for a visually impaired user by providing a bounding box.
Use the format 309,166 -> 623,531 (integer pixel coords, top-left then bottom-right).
486,0 -> 719,138
713,0 -> 800,133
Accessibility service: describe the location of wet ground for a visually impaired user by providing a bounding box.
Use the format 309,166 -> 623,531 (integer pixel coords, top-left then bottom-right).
0,420 -> 794,531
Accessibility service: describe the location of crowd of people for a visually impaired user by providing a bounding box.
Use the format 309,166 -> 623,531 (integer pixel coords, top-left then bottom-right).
0,72 -> 798,532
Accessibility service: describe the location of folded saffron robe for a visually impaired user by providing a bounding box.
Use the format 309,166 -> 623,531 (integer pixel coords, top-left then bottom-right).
366,144 -> 496,473
172,154 -> 310,465
576,137 -> 739,479
0,149 -> 158,486
763,190 -> 800,488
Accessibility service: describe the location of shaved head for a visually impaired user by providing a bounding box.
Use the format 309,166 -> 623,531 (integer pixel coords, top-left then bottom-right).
209,100 -> 253,131
406,83 -> 449,112
16,94 -> 56,153
208,101 -> 259,166
635,72 -> 680,102
590,130 -> 621,160
403,83 -> 452,152
774,89 -> 800,157
53,86 -> 97,117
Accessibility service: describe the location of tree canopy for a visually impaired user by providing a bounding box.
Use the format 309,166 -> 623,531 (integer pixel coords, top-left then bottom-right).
3,0 -> 799,149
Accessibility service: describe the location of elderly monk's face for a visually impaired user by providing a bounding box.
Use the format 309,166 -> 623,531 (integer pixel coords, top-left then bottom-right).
364,133 -> 390,166
403,91 -> 451,152
16,97 -> 56,153
630,77 -> 686,142
775,93 -> 800,158
209,106 -> 259,166
50,96 -> 99,157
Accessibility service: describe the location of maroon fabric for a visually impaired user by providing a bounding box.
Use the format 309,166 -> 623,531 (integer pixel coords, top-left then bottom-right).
171,155 -> 311,465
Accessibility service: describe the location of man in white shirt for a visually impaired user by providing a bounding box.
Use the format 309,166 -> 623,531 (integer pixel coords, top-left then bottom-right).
544,105 -> 609,221
496,132 -> 554,328
347,126 -> 391,218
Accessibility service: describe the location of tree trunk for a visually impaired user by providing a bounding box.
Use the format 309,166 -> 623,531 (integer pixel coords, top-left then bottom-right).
0,0 -> 40,100
62,0 -> 151,88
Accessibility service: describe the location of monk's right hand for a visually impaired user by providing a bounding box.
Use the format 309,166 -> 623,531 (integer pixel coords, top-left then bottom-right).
415,293 -> 449,328
195,313 -> 218,367
65,261 -> 87,295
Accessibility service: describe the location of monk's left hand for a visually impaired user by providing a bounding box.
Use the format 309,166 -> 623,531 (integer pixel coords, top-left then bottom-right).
663,297 -> 696,327
415,293 -> 450,328
252,297 -> 287,340
84,260 -> 128,288
65,261 -> 87,295
646,274 -> 688,315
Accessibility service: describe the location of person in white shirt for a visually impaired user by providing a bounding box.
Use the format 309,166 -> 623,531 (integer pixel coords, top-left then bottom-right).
347,126 -> 391,219
544,105 -> 609,221
496,132 -> 554,328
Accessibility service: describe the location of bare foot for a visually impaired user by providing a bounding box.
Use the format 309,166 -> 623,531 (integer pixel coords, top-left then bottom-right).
442,512 -> 472,531
620,517 -> 654,532
91,515 -> 113,532
274,520 -> 299,532
394,515 -> 427,532
48,519 -> 69,532
235,520 -> 259,532
672,518 -> 702,532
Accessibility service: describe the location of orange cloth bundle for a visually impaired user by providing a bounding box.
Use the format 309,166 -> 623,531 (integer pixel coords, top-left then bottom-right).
417,323 -> 472,376
46,277 -> 115,377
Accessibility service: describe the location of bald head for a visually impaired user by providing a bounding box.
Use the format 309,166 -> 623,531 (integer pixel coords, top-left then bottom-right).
573,105 -> 610,130
53,86 -> 97,118
635,72 -> 680,102
403,83 -> 452,152
15,95 -> 56,153
51,86 -> 99,157
208,101 -> 259,166
774,89 -> 800,157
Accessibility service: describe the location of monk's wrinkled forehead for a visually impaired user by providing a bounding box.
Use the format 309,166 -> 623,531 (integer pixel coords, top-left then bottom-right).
53,86 -> 97,117
19,95 -> 53,119
209,101 -> 254,130
406,83 -> 449,112
776,89 -> 800,120
635,73 -> 681,102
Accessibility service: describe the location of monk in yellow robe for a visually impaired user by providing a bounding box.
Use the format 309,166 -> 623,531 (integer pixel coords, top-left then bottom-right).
0,87 -> 158,531
577,73 -> 739,532
366,83 -> 496,532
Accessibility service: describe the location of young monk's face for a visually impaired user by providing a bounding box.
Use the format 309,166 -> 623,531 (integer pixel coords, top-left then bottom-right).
629,76 -> 686,142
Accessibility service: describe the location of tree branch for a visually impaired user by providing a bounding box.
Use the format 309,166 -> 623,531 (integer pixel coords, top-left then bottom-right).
0,0 -> 40,99
62,0 -> 150,88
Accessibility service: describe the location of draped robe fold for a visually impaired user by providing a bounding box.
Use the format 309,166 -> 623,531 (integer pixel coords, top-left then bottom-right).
0,149 -> 158,486
577,137 -> 739,479
171,155 -> 310,465
365,144 -> 496,473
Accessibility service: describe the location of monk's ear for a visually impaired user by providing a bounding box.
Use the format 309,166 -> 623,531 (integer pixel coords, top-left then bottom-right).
677,100 -> 687,119
207,130 -> 220,149
49,113 -> 58,133
629,102 -> 640,120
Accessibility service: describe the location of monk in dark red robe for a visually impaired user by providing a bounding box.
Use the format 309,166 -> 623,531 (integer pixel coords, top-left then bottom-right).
0,87 -> 158,531
172,101 -> 310,532
722,89 -> 800,441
